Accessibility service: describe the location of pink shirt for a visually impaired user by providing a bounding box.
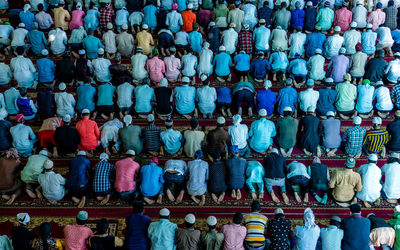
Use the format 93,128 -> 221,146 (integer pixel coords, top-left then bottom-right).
164,55 -> 181,81
333,8 -> 352,31
221,223 -> 247,250
115,157 -> 140,192
146,56 -> 166,83
64,224 -> 93,250
367,9 -> 386,31
69,9 -> 85,30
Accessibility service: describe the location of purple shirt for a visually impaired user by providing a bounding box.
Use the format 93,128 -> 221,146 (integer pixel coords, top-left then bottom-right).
164,55 -> 181,81
328,54 -> 349,83
320,117 -> 342,149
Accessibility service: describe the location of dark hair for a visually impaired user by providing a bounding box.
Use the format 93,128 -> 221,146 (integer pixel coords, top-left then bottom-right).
208,224 -> 216,229
166,124 -> 172,129
185,221 -> 195,228
38,3 -> 44,11
39,222 -> 52,250
216,123 -> 224,128
133,201 -> 144,214
251,201 -> 261,211
76,218 -> 87,225
16,46 -> 25,55
213,151 -> 221,160
281,2 -> 287,7
283,111 -> 292,116
96,218 -> 109,235
330,219 -> 341,227
233,213 -> 243,224
349,204 -> 362,213
19,87 -> 28,96
388,157 -> 400,164
190,118 -> 199,129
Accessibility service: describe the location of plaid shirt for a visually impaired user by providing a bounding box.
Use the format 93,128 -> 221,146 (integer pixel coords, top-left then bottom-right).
342,125 -> 366,156
93,160 -> 116,193
238,30 -> 253,55
391,83 -> 400,109
99,4 -> 115,30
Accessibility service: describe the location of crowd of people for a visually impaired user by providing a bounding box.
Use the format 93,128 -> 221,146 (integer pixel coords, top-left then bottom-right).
2,202 -> 400,250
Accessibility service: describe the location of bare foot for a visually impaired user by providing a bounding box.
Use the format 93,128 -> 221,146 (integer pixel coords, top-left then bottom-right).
294,192 -> 302,203
282,193 -> 289,204
375,198 -> 380,206
199,196 -> 205,206
156,195 -> 163,204
26,189 -> 37,199
5,194 -> 16,205
176,191 -> 184,204
218,192 -> 225,203
191,196 -> 200,204
78,196 -> 86,208
363,201 -> 371,208
303,193 -> 309,203
271,192 -> 280,203
251,192 -> 257,200
387,199 -> 397,204
248,108 -> 253,117
49,200 -> 57,205
72,196 -> 80,204
1,194 -> 10,200
166,189 -> 175,202
231,189 -> 236,198
259,193 -> 264,200
143,197 -> 155,204
236,190 -> 242,200
211,193 -> 219,203
100,194 -> 110,205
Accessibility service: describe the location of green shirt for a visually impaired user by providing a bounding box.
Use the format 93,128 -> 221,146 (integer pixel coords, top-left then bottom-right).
335,81 -> 357,112
21,154 -> 49,183
200,231 -> 225,250
389,212 -> 400,250
119,125 -> 143,154
316,7 -> 334,31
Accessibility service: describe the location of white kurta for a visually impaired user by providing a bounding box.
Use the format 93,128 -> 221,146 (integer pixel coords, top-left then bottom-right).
356,163 -> 382,202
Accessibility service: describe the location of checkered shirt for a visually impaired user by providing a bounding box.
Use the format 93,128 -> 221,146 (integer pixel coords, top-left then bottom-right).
342,125 -> 366,156
93,160 -> 115,193
238,30 -> 253,55
391,83 -> 400,109
99,5 -> 114,30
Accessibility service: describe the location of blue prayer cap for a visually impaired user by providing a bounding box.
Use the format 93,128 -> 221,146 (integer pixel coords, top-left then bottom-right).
231,145 -> 239,154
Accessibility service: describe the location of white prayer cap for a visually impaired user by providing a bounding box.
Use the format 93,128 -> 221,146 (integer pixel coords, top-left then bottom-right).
124,115 -> 132,125
185,213 -> 196,224
368,154 -> 378,161
367,23 -> 373,28
207,216 -> 217,226
160,208 -> 170,216
373,117 -> 382,125
17,213 -> 30,225
264,80 -> 272,89
306,1 -> 313,6
41,49 -> 49,56
270,148 -> 279,154
187,3 -> 193,8
18,23 -> 25,28
274,208 -> 284,214
353,116 -> 362,125
77,150 -> 86,156
315,48 -> 322,54
233,114 -> 242,125
219,46 -> 226,51
258,109 -> 267,116
63,114 -> 71,122
182,76 -> 190,83
44,159 -> 54,170
283,106 -> 292,112
200,74 -> 208,82
106,22 -> 113,29
339,47 -> 346,54
59,82 -> 66,91
391,152 -> 400,159
147,114 -> 155,122
79,49 -> 86,55
334,26 -> 341,32
39,150 -> 48,156
326,111 -> 335,117
126,149 -> 135,156
142,24 -> 148,29
121,23 -> 128,30
82,109 -> 90,114
23,4 -> 31,11
97,48 -> 104,55
350,21 -> 357,28
217,116 -> 225,124
99,153 -> 109,161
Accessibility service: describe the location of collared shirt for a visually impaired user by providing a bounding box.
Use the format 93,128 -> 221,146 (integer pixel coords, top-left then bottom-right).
245,161 -> 265,184
328,168 -> 362,202
35,11 -> 53,29
342,125 -> 366,156
83,35 -> 103,59
182,10 -> 196,32
196,86 -> 217,114
116,32 -> 135,56
0,24 -> 13,39
228,8 -> 244,33
277,86 -> 297,115
304,32 -> 326,58
115,157 -> 140,192
304,7 -> 316,31
249,118 -> 276,153
136,30 -> 154,55
166,11 -> 183,33
350,51 -> 368,77
183,130 -> 205,158
251,58 -> 271,80
174,84 -> 196,114
356,84 -> 374,113
77,83 -> 96,112
175,228 -> 201,250
125,213 -> 152,250
63,225 -> 93,250
187,159 -> 208,193
148,219 -> 177,250
374,86 -> 393,112
11,28 -> 28,47
100,119 -> 123,148
164,55 -> 181,81
298,88 -> 319,112
383,6 -> 397,29
181,53 -> 197,77
253,26 -> 270,51
84,9 -> 100,30
363,128 -> 389,153
270,28 -> 288,51
293,224 -> 320,250
49,28 -> 67,55
357,163 -> 382,202
308,54 -> 325,81
129,11 -> 143,26
92,58 -> 112,83
198,48 -> 213,76
320,118 -> 341,149
67,155 -> 91,188
188,30 -> 203,53
324,34 -> 344,59
352,5 -> 367,28
382,162 -> 400,199
55,91 -> 76,117
102,30 -> 117,54
134,84 -> 154,113
0,62 -> 12,85
131,53 -> 148,80
367,9 -> 386,31
93,160 -> 115,193
316,7 -> 334,31
238,30 -> 253,55
288,58 -> 307,76
243,211 -> 267,242
68,27 -> 87,44
164,159 -> 187,175
97,83 -> 115,106
161,128 -> 183,154
320,225 -> 343,250
385,58 -> 400,83
273,8 -> 291,30
228,123 -> 248,149
116,82 -> 134,108
10,123 -> 36,158
221,28 -> 238,54
291,8 -> 305,29
269,51 -> 289,71
54,7 -> 70,30
143,4 -> 157,29
361,30 -> 378,55
76,117 -> 100,151
174,30 -> 189,46
335,81 -> 357,112
201,231 -> 224,250
146,56 -> 166,83
140,162 -> 164,196
377,26 -> 394,46
288,32 -> 306,58
343,29 -> 361,55
19,11 -> 35,31
221,223 -> 247,250
5,87 -> 20,115
10,55 -> 36,88
38,171 -> 66,201
143,124 -> 162,152
20,154 -> 47,183
36,58 -> 55,83
213,52 -> 232,77
241,3 -> 258,29
334,7 -> 352,31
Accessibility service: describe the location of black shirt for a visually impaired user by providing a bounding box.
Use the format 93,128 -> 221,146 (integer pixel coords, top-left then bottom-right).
263,153 -> 286,179
54,125 -> 80,154
36,90 -> 54,119
155,87 -> 173,115
89,235 -> 115,250
0,120 -> 12,151
368,215 -> 391,230
208,160 -> 227,194
206,27 -> 220,52
387,119 -> 400,151
109,64 -> 132,85
364,57 -> 387,82
56,58 -> 75,83
266,215 -> 291,250
309,163 -> 328,191
11,226 -> 37,250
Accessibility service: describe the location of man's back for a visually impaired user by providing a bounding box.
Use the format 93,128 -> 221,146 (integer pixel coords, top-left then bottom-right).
342,215 -> 371,250
148,219 -> 177,249
201,231 -> 224,250
125,213 -> 151,249
329,168 -> 362,202
64,224 -> 93,250
320,225 -> 343,250
175,227 -> 201,250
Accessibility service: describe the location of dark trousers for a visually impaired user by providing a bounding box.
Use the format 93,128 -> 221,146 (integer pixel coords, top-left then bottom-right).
164,172 -> 185,192
233,90 -> 255,110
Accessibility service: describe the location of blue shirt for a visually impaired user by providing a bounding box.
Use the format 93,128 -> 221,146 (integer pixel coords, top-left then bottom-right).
361,30 -> 378,55
288,58 -> 308,75
277,87 -> 297,115
36,58 -> 55,83
188,31 -> 203,53
19,11 -> 35,31
217,87 -> 232,103
143,5 -> 157,29
97,83 -> 116,106
269,51 -> 289,70
83,35 -> 103,59
258,7 -> 272,25
77,83 -> 96,112
115,8 -> 129,26
27,30 -> 47,56
257,89 -> 276,115
161,128 -> 183,154
148,219 -> 177,250
84,9 -> 100,30
253,26 -> 270,51
140,162 -> 164,196
134,85 -> 155,113
320,225 -> 344,250
125,213 -> 152,250
93,160 -> 115,193
234,53 -> 250,71
250,58 -> 271,80
304,7 -> 317,31
356,84 -> 374,113
249,118 -> 276,153
291,8 -> 305,29
213,52 -> 232,77
304,32 -> 326,58
67,156 -> 91,188
174,84 -> 196,114
316,88 -> 337,116
392,30 -> 400,44
342,215 -> 371,250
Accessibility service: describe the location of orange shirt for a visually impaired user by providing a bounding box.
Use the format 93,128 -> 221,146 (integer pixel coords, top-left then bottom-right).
181,10 -> 196,32
76,118 -> 100,151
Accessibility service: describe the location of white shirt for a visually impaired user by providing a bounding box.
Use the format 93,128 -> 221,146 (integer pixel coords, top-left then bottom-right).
352,5 -> 367,28
54,92 -> 76,117
377,26 -> 394,45
221,28 -> 238,54
373,86 -> 394,111
228,123 -> 249,149
102,30 -> 117,54
11,28 -> 28,47
117,82 -> 134,108
48,28 -> 67,55
307,55 -> 326,81
343,29 -> 361,55
356,163 -> 382,202
10,56 -> 36,88
298,88 -> 319,112
197,47 -> 213,77
289,32 -> 306,58
92,58 -> 112,83
0,62 -> 12,85
382,162 -> 400,199
100,119 -> 123,147
131,53 -> 148,80
0,24 -> 13,38
385,58 -> 400,83
324,34 -> 344,59
270,28 -> 288,51
129,11 -> 144,26
174,31 -> 189,46
181,53 -> 198,77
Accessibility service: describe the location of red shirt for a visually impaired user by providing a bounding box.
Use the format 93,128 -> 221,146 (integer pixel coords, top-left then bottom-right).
182,10 -> 196,32
64,224 -> 93,250
115,157 -> 140,192
76,118 -> 100,151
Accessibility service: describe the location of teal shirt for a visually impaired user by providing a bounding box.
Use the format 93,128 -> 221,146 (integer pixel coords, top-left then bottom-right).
83,35 -> 103,59
161,128 -> 183,154
77,83 -> 96,112
174,84 -> 196,114
249,118 -> 276,153
97,83 -> 116,106
148,219 -> 178,250
316,7 -> 334,31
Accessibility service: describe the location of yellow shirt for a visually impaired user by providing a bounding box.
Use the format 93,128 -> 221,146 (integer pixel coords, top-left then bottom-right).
328,168 -> 362,202
136,31 -> 154,55
54,7 -> 71,31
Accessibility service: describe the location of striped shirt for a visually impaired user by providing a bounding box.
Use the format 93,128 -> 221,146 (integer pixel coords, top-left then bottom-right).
143,124 -> 162,152
243,212 -> 268,242
363,128 -> 389,153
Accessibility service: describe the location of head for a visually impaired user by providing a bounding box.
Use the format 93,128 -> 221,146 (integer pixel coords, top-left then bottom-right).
190,118 -> 199,130
368,154 -> 378,164
159,208 -> 170,219
76,211 -> 88,225
133,201 -> 144,214
251,200 -> 261,212
81,109 -> 90,118
283,106 -> 293,116
19,87 -> 28,97
349,203 -> 362,214
233,213 -> 243,224
274,208 -> 284,218
373,117 -> 382,129
16,46 -> 25,56
38,3 -> 44,11
345,157 -> 356,169
195,150 -> 203,160
213,151 -> 221,161
281,1 -> 287,8
17,213 -> 30,226
217,116 -> 225,127
185,213 -> 196,228
96,218 -> 109,235
330,216 -> 341,227
230,145 -> 239,156
165,119 -> 173,129
207,216 -> 218,230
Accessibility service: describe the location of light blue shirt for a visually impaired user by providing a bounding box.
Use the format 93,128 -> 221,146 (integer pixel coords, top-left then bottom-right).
143,5 -> 157,29
174,31 -> 189,46
117,82 -> 134,108
97,83 -> 116,106
196,86 -> 217,114
134,84 -> 155,113
356,84 -> 374,113
249,118 -> 276,153
4,87 -> 20,115
166,11 -> 183,33
234,53 -> 250,71
148,219 -> 177,250
286,161 -> 310,179
253,26 -> 270,51
246,161 -> 265,183
174,84 -> 196,114
361,30 -> 378,55
115,8 -> 129,26
181,53 -> 198,77
187,159 -> 209,193
10,123 -> 36,157
277,86 -> 297,115
77,83 -> 96,112
84,9 -> 100,30
83,35 -> 103,59
320,225 -> 344,250
38,171 -> 66,201
19,11 -> 35,31
294,224 -> 320,250
288,58 -> 308,76
27,30 -> 47,56
213,52 -> 232,77
36,58 -> 55,83
140,162 -> 164,196
188,31 -> 203,53
269,51 -> 289,71
161,128 -> 183,154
